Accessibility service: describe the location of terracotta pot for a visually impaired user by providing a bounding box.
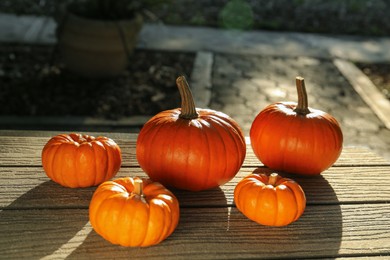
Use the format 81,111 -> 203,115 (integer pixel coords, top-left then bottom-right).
57,12 -> 143,78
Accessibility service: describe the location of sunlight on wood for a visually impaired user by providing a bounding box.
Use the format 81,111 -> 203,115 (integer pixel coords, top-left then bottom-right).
40,222 -> 93,259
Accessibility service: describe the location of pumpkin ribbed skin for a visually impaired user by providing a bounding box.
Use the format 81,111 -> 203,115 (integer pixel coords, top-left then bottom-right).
234,172 -> 306,226
41,133 -> 122,188
136,108 -> 246,191
136,76 -> 246,191
250,77 -> 343,175
89,177 -> 180,247
250,102 -> 343,175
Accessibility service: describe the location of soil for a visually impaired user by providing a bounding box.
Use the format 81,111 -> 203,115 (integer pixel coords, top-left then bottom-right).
356,63 -> 390,100
0,43 -> 195,119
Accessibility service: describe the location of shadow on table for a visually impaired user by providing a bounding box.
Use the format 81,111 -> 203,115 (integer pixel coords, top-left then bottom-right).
172,185 -> 228,207
227,168 -> 343,258
67,173 -> 342,258
0,180 -> 93,259
9,171 -> 340,258
68,187 -> 229,258
4,180 -> 95,209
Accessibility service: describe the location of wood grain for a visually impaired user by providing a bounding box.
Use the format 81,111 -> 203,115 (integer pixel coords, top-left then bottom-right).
1,165 -> 389,209
1,132 -> 389,259
0,136 -> 138,167
1,204 -> 389,259
0,135 -> 388,166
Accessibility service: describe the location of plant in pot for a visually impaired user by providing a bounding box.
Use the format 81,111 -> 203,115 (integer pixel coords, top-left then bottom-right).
56,0 -> 167,78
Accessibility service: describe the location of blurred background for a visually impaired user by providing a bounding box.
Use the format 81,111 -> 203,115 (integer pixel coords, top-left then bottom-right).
2,0 -> 390,35
0,0 -> 389,132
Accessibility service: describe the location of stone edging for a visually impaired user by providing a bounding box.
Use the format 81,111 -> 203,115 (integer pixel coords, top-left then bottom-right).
190,51 -> 213,108
139,24 -> 390,63
0,115 -> 150,132
334,59 -> 390,130
2,13 -> 390,63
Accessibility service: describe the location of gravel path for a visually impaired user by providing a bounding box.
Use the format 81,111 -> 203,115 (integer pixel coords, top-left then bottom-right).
209,54 -> 390,160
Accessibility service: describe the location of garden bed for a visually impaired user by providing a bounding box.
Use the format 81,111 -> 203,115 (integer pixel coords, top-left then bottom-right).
0,43 -> 195,119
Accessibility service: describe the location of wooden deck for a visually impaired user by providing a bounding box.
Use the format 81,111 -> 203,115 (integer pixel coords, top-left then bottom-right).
1,130 -> 390,259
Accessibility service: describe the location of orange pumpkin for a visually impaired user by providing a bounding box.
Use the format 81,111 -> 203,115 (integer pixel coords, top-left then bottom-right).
234,171 -> 306,226
250,76 -> 343,175
89,177 -> 180,247
136,76 -> 246,191
41,133 -> 122,188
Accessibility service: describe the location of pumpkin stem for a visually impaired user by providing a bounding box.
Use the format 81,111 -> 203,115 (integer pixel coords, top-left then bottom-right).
294,76 -> 311,116
133,178 -> 144,197
176,75 -> 199,120
268,173 -> 279,186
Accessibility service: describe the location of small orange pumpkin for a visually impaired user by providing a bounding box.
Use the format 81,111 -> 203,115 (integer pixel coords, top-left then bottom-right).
250,76 -> 343,175
41,133 -> 122,188
136,76 -> 246,191
234,171 -> 306,226
89,177 -> 180,247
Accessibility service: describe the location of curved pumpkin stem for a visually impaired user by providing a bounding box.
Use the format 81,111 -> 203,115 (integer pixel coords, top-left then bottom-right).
133,178 -> 144,197
294,76 -> 311,116
176,76 -> 199,120
268,173 -> 279,186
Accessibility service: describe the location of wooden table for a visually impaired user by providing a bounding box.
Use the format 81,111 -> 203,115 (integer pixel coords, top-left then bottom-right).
1,130 -> 390,259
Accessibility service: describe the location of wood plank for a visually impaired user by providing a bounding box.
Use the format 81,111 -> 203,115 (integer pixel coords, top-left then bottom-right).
244,145 -> 390,167
0,135 -> 388,166
337,254 -> 389,260
0,129 -> 137,138
1,166 -> 389,209
0,136 -> 137,167
1,204 -> 389,259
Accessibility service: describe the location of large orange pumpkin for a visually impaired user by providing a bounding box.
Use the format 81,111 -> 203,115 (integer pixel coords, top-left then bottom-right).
41,133 -> 122,188
250,76 -> 343,175
234,171 -> 306,226
89,177 -> 180,247
136,76 -> 246,191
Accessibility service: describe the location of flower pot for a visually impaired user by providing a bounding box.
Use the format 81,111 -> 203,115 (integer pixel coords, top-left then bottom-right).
57,12 -> 143,78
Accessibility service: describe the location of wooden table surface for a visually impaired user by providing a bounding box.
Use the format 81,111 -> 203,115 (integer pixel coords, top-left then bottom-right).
1,130 -> 390,259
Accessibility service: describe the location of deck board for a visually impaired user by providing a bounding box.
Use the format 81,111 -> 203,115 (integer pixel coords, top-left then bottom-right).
1,131 -> 389,259
1,204 -> 389,259
0,136 -> 388,167
1,165 -> 389,209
